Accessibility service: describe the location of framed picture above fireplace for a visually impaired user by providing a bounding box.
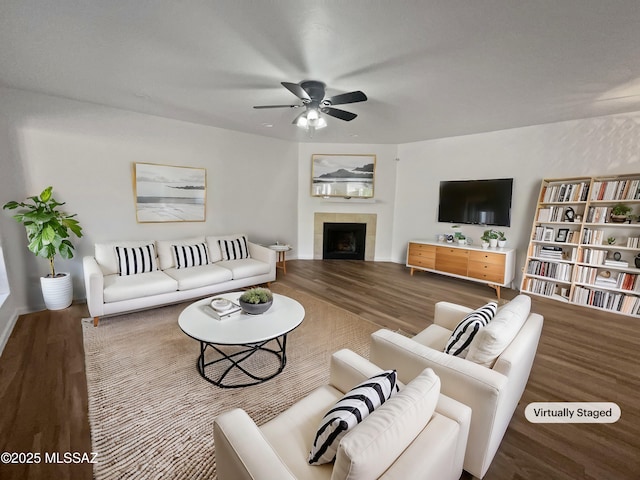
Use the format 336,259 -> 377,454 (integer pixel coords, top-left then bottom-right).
311,154 -> 376,198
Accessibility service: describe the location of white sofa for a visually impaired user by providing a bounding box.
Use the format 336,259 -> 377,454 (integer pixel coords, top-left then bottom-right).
369,295 -> 543,479
214,349 -> 471,480
83,234 -> 275,325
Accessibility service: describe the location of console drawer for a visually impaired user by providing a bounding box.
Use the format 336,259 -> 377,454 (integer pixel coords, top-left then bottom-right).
468,261 -> 505,283
436,247 -> 469,276
469,250 -> 506,266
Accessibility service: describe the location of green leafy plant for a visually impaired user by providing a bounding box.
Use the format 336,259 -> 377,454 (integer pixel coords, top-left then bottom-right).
607,237 -> 616,245
3,186 -> 83,278
497,231 -> 507,241
454,232 -> 466,240
611,203 -> 632,216
239,287 -> 273,304
482,229 -> 499,241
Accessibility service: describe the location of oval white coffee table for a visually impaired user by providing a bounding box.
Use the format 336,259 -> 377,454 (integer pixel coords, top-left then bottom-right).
178,292 -> 305,388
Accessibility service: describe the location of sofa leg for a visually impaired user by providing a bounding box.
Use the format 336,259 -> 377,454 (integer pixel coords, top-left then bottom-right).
93,317 -> 100,327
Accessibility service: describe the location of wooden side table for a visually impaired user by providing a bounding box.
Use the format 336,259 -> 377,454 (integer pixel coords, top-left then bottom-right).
269,245 -> 292,274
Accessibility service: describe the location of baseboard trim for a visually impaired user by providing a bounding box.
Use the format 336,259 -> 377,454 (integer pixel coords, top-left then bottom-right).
0,309 -> 20,357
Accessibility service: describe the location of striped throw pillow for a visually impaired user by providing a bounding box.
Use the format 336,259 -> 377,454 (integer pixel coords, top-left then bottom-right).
115,244 -> 157,276
172,243 -> 210,269
308,370 -> 400,465
444,302 -> 498,358
218,236 -> 250,260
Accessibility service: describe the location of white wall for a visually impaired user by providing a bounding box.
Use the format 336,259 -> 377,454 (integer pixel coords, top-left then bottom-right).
296,143 -> 399,261
393,113 -> 640,286
0,87 -> 298,314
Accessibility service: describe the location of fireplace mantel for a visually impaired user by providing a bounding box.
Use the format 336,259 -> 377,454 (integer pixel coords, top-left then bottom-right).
314,213 -> 377,261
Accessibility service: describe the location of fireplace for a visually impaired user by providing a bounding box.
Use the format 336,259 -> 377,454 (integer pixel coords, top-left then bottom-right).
323,223 -> 367,260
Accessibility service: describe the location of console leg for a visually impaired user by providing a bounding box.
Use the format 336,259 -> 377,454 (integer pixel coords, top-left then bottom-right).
93,317 -> 100,327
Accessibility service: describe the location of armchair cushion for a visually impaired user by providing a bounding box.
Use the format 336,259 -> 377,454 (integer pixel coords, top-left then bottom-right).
332,368 -> 440,480
466,295 -> 531,367
308,370 -> 400,465
444,302 -> 497,357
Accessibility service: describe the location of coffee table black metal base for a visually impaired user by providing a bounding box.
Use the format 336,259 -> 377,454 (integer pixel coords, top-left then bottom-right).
197,334 -> 288,388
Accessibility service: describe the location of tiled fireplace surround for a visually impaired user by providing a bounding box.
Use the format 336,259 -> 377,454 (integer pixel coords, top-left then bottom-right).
313,213 -> 377,261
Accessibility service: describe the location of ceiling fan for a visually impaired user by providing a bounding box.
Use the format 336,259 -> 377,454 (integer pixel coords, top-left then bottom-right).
253,80 -> 367,129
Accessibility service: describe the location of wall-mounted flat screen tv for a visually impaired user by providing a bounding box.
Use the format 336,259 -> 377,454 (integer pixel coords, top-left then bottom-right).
438,178 -> 513,227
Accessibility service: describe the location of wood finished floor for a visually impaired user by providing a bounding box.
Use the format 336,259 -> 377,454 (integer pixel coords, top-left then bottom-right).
0,259 -> 638,480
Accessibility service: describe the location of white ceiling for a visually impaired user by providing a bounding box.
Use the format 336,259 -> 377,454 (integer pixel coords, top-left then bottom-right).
1,0 -> 640,144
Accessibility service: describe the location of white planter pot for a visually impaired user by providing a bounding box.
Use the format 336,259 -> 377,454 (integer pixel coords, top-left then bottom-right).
489,239 -> 498,248
482,242 -> 490,249
498,240 -> 507,248
40,272 -> 73,310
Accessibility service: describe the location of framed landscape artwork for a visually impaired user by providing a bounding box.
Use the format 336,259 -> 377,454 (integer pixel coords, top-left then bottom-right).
311,154 -> 376,198
133,162 -> 206,222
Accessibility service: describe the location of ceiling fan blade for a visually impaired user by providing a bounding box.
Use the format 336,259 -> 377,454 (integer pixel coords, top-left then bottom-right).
253,104 -> 303,109
321,107 -> 357,121
281,82 -> 311,101
324,90 -> 367,106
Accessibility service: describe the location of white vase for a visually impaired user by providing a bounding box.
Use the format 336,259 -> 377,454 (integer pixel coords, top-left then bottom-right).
482,242 -> 490,249
40,272 -> 73,310
498,240 -> 507,248
489,238 -> 498,248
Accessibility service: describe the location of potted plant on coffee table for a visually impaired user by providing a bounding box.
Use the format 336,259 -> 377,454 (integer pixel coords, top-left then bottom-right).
239,287 -> 274,314
3,186 -> 83,310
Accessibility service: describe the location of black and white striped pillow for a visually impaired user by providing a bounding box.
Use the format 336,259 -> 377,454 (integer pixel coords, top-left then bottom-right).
115,244 -> 157,276
308,370 -> 400,466
218,236 -> 249,260
172,243 -> 209,269
444,302 -> 498,358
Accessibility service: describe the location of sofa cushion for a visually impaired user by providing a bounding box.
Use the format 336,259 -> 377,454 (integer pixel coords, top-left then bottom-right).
103,271 -> 178,303
444,302 -> 497,358
332,368 -> 441,480
308,370 -> 399,465
217,258 -> 271,279
115,244 -> 158,276
95,240 -> 156,275
219,235 -> 250,260
466,295 -> 531,367
172,243 -> 210,269
412,324 -> 452,351
163,264 -> 233,290
157,236 -> 206,270
206,234 -> 248,263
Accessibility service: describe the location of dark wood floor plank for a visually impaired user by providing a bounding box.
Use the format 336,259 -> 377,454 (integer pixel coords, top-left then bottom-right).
0,259 -> 638,479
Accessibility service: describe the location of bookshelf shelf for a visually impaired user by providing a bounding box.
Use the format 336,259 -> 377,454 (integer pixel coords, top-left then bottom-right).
522,174 -> 640,317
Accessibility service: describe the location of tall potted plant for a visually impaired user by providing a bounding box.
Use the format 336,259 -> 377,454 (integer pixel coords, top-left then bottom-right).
3,186 -> 83,310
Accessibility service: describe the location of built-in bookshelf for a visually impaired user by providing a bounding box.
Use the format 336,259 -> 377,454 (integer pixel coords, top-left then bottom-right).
521,174 -> 640,317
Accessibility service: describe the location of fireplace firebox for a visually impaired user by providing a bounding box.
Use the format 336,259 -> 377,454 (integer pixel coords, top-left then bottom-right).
322,223 -> 367,260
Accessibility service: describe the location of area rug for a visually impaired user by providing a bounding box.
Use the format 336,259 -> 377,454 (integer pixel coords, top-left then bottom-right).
82,284 -> 381,479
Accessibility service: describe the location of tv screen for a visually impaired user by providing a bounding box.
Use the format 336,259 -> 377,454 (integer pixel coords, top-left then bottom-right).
438,178 -> 513,227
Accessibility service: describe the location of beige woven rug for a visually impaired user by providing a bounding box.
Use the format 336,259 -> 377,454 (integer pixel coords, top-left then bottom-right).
82,284 -> 380,479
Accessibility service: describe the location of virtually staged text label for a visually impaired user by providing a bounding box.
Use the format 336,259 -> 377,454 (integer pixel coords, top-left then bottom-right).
525,402 -> 620,423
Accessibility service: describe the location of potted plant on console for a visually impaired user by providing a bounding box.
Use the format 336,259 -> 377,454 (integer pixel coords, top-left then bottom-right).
3,186 -> 83,310
454,232 -> 466,245
483,229 -> 499,248
239,287 -> 273,314
497,231 -> 507,247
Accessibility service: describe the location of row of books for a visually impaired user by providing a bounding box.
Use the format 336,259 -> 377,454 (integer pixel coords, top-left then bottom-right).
581,228 -> 605,245
531,245 -> 576,261
542,182 -> 590,203
522,277 -> 562,298
585,206 -> 612,223
526,260 -> 573,281
590,179 -> 640,201
577,248 -> 607,265
627,237 -> 640,248
537,206 -> 573,222
574,266 -> 640,291
572,286 -> 640,315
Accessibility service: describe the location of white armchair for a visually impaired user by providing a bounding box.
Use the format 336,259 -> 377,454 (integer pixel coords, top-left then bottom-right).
214,348 -> 471,480
369,295 -> 543,479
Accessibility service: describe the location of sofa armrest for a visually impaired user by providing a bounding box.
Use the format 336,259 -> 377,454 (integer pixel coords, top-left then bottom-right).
248,242 -> 276,267
213,408 -> 296,480
83,256 -> 105,318
329,348 -> 387,394
435,394 -> 472,475
433,302 -> 473,330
